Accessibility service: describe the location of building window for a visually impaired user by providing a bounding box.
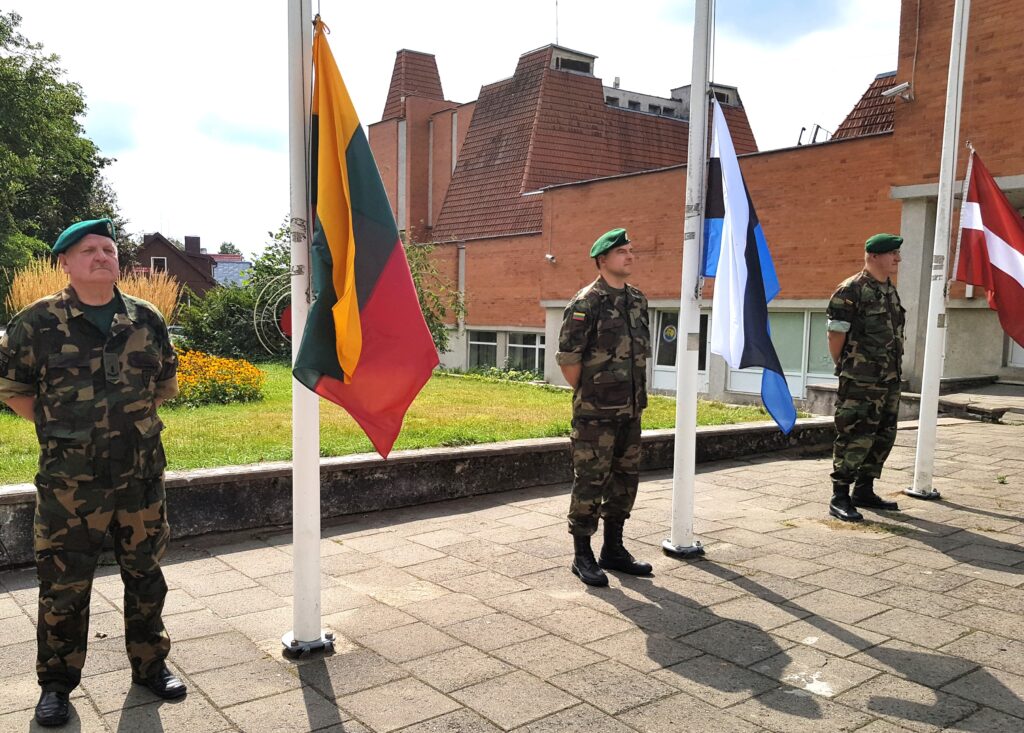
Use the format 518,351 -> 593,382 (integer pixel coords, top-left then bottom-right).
662,106 -> 675,116
726,310 -> 839,398
556,57 -> 591,74
151,257 -> 167,273
468,330 -> 498,369
767,312 -> 805,373
655,311 -> 708,371
648,104 -> 661,114
507,332 -> 545,372
714,91 -> 731,104
605,95 -> 620,106
628,100 -> 641,110
806,312 -> 835,375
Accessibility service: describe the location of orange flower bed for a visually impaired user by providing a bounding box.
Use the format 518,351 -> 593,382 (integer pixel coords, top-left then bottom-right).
169,350 -> 265,407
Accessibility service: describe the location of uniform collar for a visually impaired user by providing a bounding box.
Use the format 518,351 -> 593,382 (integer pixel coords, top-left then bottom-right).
62,286 -> 135,322
592,276 -> 627,296
860,270 -> 893,290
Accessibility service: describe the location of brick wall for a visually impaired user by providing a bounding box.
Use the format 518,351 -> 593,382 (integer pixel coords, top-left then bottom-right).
404,97 -> 457,237
891,0 -> 1024,184
464,235 -> 545,326
368,118 -> 399,222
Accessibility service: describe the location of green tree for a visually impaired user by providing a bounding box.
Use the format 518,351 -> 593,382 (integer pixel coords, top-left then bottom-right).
219,241 -> 241,255
1,11 -> 121,315
244,218 -> 291,290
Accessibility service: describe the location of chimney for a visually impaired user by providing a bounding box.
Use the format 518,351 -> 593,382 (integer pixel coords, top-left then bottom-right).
184,236 -> 200,254
613,76 -> 620,89
143,233 -> 156,245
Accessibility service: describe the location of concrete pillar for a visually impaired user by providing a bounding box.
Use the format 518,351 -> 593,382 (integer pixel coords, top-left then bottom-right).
897,196 -> 937,391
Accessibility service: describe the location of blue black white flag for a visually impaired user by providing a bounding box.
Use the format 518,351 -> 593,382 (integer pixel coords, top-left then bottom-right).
701,98 -> 797,434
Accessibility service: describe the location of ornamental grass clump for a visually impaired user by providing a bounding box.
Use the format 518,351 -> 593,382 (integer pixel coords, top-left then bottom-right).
169,350 -> 265,408
4,259 -> 181,321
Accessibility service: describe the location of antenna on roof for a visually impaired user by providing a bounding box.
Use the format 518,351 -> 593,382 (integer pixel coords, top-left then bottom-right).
555,0 -> 559,44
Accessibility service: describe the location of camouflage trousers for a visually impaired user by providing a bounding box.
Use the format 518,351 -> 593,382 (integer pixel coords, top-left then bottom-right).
34,468 -> 170,692
567,416 -> 642,536
831,378 -> 901,486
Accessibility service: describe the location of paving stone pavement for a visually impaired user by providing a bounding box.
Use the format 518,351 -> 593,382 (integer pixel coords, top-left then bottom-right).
2,418 -> 1023,732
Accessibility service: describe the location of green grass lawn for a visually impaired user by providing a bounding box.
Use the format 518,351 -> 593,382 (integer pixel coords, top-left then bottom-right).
0,364 -> 771,485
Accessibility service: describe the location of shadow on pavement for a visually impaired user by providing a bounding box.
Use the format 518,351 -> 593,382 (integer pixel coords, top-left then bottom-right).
692,560 -> 1023,730
597,573 -> 824,722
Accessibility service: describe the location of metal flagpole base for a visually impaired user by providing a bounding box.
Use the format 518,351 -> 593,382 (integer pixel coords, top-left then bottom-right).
903,487 -> 942,500
662,539 -> 705,558
281,630 -> 335,659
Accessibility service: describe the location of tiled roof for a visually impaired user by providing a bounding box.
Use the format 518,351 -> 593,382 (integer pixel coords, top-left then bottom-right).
721,104 -> 758,154
382,50 -> 444,121
432,46 -> 758,242
833,71 -> 898,140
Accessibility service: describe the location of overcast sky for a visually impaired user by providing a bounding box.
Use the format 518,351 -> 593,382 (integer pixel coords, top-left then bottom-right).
7,0 -> 901,258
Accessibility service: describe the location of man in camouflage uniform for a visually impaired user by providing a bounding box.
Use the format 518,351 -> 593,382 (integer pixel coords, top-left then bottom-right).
0,219 -> 186,727
825,232 -> 906,523
556,228 -> 653,586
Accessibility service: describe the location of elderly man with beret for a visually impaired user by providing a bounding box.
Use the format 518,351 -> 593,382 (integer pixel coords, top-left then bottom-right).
556,228 -> 653,586
0,219 -> 186,727
825,233 -> 907,523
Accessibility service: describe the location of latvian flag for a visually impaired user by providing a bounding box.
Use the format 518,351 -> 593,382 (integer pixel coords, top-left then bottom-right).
956,150 -> 1024,348
293,19 -> 439,457
701,98 -> 797,434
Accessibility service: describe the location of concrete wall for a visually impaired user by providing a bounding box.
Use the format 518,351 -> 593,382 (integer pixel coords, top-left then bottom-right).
0,419 -> 835,569
944,305 -> 1008,379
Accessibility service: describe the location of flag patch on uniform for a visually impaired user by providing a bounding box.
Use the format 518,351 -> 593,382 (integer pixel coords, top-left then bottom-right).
572,311 -> 586,321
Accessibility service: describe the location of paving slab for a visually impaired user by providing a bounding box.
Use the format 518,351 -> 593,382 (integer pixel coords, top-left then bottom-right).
3,419 -> 1024,732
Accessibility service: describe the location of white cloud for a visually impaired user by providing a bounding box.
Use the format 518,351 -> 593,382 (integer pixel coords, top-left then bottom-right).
6,0 -> 901,258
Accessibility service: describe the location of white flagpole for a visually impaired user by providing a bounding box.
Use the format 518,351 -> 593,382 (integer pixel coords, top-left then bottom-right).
906,0 -> 971,501
664,0 -> 710,558
284,0 -> 331,654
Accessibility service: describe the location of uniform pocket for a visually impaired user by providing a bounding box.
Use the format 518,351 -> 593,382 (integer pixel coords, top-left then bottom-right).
42,352 -> 95,404
133,416 -> 167,478
591,370 -> 631,409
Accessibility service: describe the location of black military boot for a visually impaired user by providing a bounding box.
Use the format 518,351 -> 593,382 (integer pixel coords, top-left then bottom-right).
599,519 -> 653,575
828,482 -> 863,522
852,478 -> 900,510
35,689 -> 70,727
571,535 -> 609,587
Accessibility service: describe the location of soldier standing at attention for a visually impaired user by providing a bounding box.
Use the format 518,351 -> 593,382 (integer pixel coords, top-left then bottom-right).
0,219 -> 186,727
556,228 -> 653,586
825,232 -> 906,523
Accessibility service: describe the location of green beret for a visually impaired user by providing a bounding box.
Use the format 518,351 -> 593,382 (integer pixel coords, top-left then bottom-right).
865,233 -> 902,254
590,228 -> 630,258
53,218 -> 117,255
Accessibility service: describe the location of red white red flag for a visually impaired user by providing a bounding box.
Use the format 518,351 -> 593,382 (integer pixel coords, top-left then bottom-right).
956,151 -> 1024,347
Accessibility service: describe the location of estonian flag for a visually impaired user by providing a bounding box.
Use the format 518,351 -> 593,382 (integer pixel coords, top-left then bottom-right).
293,19 -> 439,458
701,99 -> 797,434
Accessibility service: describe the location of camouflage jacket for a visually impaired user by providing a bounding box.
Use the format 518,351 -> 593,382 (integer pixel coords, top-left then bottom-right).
556,277 -> 651,419
826,271 -> 905,383
0,286 -> 178,481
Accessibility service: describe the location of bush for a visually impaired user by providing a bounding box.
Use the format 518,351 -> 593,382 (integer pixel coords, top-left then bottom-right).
168,350 -> 266,408
449,366 -> 544,383
175,285 -> 285,361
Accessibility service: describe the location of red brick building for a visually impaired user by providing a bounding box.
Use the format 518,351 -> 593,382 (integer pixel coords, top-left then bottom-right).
370,0 -> 1024,402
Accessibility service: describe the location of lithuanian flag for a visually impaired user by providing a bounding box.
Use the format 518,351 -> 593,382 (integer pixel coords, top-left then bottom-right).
294,19 -> 439,458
